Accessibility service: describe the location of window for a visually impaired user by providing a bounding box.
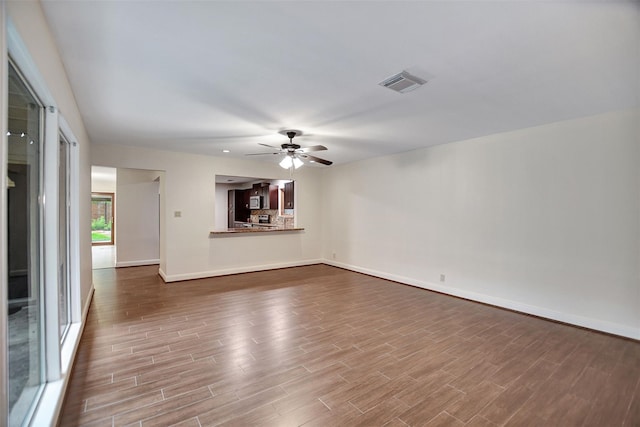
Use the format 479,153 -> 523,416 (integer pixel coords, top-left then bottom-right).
91,193 -> 114,245
7,60 -> 46,426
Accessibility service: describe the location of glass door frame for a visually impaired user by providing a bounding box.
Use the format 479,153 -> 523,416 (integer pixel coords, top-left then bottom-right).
6,55 -> 47,427
58,132 -> 71,341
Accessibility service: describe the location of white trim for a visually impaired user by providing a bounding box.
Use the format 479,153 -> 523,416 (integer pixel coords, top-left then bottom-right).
115,259 -> 160,268
43,106 -> 61,381
323,259 -> 640,341
82,286 -> 94,325
159,259 -> 323,283
59,116 -> 81,325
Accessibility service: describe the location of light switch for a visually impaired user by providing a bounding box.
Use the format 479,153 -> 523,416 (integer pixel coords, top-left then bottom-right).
174,211 -> 182,218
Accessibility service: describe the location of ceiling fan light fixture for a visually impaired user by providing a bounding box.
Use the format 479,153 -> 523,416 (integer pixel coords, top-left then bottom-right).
279,156 -> 293,169
279,155 -> 304,169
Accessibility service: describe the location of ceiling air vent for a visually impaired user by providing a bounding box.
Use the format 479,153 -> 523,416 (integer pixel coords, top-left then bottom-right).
379,71 -> 427,93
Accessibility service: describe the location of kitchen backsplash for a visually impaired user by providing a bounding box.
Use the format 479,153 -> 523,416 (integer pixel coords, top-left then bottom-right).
250,209 -> 295,228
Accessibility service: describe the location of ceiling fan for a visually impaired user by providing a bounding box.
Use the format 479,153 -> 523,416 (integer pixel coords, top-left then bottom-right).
246,130 -> 333,168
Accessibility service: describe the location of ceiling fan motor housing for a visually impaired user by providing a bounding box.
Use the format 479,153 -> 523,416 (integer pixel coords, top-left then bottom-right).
283,143 -> 301,151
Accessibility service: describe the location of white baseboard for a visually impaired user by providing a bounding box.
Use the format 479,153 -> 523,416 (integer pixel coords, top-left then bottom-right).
159,259 -> 324,283
115,259 -> 160,268
158,267 -> 168,282
81,285 -> 95,324
323,259 -> 639,341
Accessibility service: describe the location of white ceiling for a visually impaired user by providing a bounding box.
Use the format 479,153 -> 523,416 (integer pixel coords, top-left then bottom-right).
41,1 -> 639,166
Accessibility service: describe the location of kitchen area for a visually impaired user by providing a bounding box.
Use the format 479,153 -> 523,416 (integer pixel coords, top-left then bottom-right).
213,176 -> 301,234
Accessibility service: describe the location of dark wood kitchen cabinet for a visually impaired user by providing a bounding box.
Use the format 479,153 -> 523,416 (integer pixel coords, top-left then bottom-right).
228,189 -> 249,227
248,183 -> 279,209
268,185 -> 278,210
260,184 -> 279,210
242,188 -> 250,210
284,181 -> 294,209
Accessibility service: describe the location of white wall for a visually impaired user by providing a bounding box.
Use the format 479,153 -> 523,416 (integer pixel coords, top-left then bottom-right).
115,168 -> 162,267
322,109 -> 640,339
91,166 -> 116,193
215,183 -> 231,230
91,178 -> 116,193
91,144 -> 324,281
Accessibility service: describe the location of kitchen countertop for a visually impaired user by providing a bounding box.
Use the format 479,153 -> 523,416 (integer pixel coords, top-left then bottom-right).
210,227 -> 305,235
233,221 -> 280,228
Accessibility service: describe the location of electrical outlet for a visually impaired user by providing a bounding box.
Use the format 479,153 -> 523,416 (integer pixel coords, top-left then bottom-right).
332,252 -> 336,260
440,274 -> 445,282
174,211 -> 182,218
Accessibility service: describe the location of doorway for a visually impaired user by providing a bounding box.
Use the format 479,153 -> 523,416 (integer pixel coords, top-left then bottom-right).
90,167 -> 163,270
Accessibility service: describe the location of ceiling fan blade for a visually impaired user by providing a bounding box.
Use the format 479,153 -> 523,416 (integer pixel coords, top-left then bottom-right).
298,145 -> 327,153
245,152 -> 281,156
258,142 -> 282,150
300,153 -> 333,166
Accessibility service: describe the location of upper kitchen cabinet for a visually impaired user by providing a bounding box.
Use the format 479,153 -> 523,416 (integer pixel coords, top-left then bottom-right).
262,184 -> 278,210
284,181 -> 294,209
250,182 -> 279,209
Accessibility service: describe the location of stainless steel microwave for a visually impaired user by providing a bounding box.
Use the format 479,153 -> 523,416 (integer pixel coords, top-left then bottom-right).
249,196 -> 262,209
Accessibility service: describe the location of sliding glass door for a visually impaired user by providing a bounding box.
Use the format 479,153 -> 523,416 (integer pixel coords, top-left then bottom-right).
5,23 -> 83,425
7,61 -> 45,424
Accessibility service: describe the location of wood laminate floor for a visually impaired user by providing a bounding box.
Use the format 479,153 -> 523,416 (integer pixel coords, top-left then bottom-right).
59,264 -> 640,426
